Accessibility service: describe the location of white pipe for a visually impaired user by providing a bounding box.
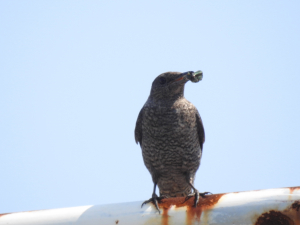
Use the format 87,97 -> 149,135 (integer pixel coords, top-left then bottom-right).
0,186 -> 299,225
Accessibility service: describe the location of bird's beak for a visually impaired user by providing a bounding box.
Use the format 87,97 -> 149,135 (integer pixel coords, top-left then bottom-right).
179,71 -> 203,83
174,71 -> 203,83
174,71 -> 194,83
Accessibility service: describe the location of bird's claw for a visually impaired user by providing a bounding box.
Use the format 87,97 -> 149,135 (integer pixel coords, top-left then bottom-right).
141,194 -> 165,214
183,191 -> 213,207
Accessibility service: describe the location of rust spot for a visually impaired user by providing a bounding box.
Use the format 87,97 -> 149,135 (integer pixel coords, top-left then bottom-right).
157,193 -> 224,209
115,219 -> 119,224
0,213 -> 10,218
288,201 -> 300,225
161,207 -> 170,225
186,205 -> 202,225
292,201 -> 300,212
289,187 -> 300,194
156,193 -> 224,225
255,210 -> 294,225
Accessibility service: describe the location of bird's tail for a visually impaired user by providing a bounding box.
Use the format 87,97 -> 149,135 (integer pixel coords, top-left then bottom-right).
158,177 -> 192,198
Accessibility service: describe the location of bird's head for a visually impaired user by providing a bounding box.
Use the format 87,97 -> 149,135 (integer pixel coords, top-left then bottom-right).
149,71 -> 203,101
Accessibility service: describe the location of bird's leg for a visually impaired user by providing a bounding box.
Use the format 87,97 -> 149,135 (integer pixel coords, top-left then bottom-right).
141,183 -> 165,213
184,180 -> 212,207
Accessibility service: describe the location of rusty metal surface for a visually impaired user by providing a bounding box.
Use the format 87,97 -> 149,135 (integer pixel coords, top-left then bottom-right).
0,213 -> 10,218
155,193 -> 225,225
0,186 -> 299,225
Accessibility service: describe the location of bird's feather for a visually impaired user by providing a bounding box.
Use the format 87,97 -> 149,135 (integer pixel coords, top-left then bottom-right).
196,110 -> 205,151
134,107 -> 144,145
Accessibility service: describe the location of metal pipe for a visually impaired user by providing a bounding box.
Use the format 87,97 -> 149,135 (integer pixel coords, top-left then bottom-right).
1,186 -> 299,225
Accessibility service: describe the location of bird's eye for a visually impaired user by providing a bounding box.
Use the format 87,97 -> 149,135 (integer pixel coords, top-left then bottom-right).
159,77 -> 167,85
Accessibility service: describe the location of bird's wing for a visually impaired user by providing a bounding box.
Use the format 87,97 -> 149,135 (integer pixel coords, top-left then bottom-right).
195,110 -> 205,151
134,107 -> 144,145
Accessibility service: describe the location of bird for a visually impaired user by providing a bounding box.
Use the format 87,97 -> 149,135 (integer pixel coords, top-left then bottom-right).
135,71 -> 209,213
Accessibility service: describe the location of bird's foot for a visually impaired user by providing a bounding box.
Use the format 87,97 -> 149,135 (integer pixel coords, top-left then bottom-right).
184,191 -> 212,207
141,193 -> 165,214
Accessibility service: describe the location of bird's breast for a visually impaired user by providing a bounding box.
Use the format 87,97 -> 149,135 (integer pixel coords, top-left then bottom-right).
142,103 -> 197,141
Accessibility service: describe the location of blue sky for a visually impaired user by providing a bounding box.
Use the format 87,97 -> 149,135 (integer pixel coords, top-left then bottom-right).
1,1 -> 300,213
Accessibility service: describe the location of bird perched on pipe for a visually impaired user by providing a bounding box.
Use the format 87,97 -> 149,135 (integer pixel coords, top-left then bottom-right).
135,71 -> 210,213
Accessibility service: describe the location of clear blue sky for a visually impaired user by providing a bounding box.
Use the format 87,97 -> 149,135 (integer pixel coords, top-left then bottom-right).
1,1 -> 299,213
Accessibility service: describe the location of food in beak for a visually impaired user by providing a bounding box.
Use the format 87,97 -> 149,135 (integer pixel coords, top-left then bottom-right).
187,70 -> 203,83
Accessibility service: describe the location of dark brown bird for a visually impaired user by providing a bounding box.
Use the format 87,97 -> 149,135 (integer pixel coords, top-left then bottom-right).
135,71 -> 209,212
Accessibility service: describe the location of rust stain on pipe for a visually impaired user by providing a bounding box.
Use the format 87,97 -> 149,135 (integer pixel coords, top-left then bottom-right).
161,207 -> 170,225
253,200 -> 300,225
290,201 -> 300,225
289,187 -> 300,194
254,210 -> 294,225
291,201 -> 300,212
0,213 -> 10,218
157,193 -> 224,225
